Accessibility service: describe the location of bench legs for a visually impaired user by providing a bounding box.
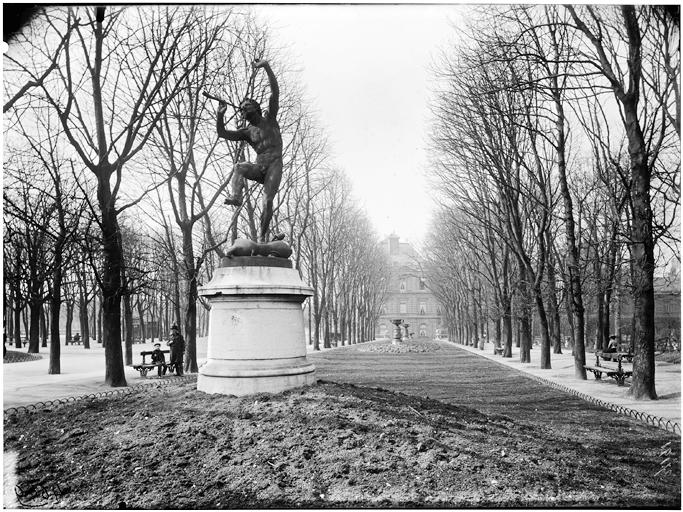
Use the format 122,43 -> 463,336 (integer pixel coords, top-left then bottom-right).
587,368 -> 631,386
588,369 -> 602,380
613,374 -> 627,386
135,363 -> 178,378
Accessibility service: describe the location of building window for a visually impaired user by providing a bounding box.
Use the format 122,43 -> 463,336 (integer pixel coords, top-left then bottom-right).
419,302 -> 426,315
420,323 -> 427,337
400,303 -> 407,314
436,305 -> 442,316
419,279 -> 426,290
399,281 -> 406,293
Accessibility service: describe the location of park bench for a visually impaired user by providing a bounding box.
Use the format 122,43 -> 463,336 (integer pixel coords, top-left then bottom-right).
133,349 -> 174,377
493,346 -> 504,355
584,351 -> 633,386
67,334 -> 83,345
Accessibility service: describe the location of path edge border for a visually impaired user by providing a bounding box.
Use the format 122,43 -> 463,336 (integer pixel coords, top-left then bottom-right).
3,374 -> 198,417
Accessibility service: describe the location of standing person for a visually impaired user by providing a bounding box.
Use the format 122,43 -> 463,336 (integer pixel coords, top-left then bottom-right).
215,59 -> 282,243
167,324 -> 185,376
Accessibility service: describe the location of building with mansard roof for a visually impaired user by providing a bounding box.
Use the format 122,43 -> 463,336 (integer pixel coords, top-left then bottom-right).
375,234 -> 444,340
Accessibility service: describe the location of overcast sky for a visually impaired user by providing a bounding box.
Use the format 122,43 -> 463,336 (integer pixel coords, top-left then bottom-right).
253,4 -> 466,247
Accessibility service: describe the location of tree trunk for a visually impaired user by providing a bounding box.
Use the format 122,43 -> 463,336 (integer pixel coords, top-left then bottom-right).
595,290 -> 604,352
184,266 -> 199,374
602,291 -> 612,349
48,262 -> 63,374
123,293 -> 134,366
503,299 -> 513,358
97,294 -> 103,344
494,316 -> 501,350
137,300 -> 146,343
40,305 -> 48,348
323,307 -> 330,349
552,87 -> 586,378
28,298 -> 40,353
518,273 -> 532,363
65,300 -> 74,345
534,289 -> 552,369
312,291 -> 321,351
79,288 -> 90,348
91,293 -> 98,342
13,297 -> 22,350
623,94 -> 657,399
99,173 -> 127,387
546,239 -> 562,355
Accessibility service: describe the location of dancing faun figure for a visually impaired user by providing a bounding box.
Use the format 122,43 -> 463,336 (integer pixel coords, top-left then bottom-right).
217,60 -> 282,243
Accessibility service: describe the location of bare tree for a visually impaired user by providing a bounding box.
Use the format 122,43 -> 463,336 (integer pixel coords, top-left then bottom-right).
565,5 -> 679,399
9,6 -> 229,385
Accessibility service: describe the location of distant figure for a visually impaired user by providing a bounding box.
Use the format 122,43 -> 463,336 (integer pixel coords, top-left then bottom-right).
150,342 -> 166,377
216,59 -> 282,243
605,335 -> 618,353
167,324 -> 185,376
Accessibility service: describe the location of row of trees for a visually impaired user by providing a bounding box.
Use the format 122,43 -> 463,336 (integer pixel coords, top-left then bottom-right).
3,6 -> 388,386
425,5 -> 679,400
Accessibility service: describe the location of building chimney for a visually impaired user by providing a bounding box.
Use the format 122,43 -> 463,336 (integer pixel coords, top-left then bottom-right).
389,234 -> 399,255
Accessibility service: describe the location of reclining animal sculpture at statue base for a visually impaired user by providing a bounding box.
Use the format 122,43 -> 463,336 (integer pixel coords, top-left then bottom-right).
225,238 -> 293,259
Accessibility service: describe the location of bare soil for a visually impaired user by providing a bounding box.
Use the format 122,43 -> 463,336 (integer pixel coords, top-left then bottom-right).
4,370 -> 681,509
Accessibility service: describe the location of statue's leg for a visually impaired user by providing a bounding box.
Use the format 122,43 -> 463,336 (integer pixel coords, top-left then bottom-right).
225,162 -> 267,206
259,160 -> 283,243
225,163 -> 245,206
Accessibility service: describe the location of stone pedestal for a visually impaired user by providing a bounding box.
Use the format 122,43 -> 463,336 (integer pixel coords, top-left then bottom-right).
197,256 -> 315,396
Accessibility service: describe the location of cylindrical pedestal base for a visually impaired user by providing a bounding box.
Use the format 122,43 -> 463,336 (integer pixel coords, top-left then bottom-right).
198,357 -> 316,396
197,258 -> 315,397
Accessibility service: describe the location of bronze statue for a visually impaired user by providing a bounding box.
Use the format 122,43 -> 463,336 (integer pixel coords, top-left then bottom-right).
216,60 -> 282,243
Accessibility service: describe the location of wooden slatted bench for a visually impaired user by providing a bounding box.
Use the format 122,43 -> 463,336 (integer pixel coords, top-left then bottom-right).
584,352 -> 633,386
67,334 -> 83,345
133,349 -> 172,377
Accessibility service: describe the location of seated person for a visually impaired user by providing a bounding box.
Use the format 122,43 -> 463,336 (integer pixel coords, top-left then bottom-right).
604,335 -> 618,353
150,342 -> 166,376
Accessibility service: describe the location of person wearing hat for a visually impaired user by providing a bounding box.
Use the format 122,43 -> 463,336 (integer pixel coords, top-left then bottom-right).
150,342 -> 166,377
167,324 -> 185,376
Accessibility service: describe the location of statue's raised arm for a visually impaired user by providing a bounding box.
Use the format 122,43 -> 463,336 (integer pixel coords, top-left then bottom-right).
254,59 -> 279,119
216,100 -> 249,141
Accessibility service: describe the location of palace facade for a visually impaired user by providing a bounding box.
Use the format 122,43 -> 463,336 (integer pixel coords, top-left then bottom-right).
375,234 -> 443,340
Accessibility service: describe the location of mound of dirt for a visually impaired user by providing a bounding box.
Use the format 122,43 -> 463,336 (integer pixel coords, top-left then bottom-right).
4,379 -> 680,509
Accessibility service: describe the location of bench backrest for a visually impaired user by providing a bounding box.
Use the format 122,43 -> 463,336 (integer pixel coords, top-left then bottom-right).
141,350 -> 169,356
